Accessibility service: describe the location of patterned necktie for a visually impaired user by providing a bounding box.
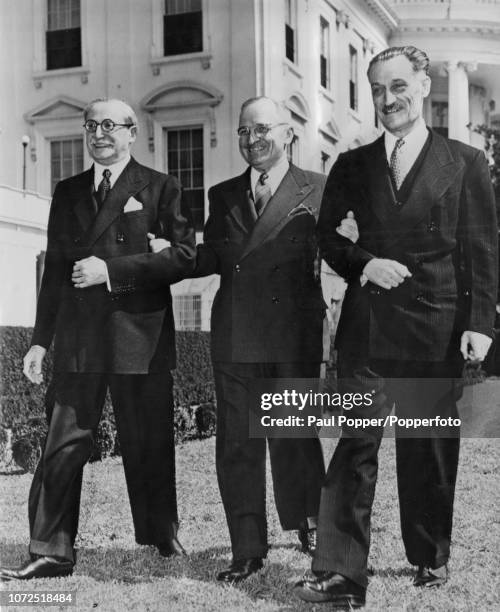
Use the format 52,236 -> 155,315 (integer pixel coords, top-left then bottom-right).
389,138 -> 405,190
254,172 -> 271,216
97,169 -> 112,207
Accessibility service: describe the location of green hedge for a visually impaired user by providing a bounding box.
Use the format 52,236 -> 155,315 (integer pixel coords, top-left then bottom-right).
0,326 -> 216,471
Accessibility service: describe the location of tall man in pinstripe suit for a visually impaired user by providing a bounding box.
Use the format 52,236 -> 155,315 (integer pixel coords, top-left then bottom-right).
296,46 -> 497,607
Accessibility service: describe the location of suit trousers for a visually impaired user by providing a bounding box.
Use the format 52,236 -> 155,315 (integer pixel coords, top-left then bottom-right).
213,361 -> 326,560
312,356 -> 461,588
28,372 -> 177,562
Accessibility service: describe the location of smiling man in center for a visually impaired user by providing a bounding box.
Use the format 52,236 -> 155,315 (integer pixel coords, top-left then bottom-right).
190,96 -> 327,581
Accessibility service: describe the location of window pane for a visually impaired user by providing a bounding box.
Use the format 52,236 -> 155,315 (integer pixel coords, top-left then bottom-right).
50,137 -> 83,194
180,149 -> 190,168
167,127 -> 204,229
192,148 -> 203,168
164,10 -> 202,56
179,131 -> 190,149
47,0 -> 80,30
46,27 -> 81,69
285,24 -> 295,62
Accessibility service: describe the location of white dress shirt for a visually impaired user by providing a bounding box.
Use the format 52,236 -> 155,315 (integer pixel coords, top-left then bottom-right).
93,154 -> 131,191
250,155 -> 289,201
384,118 -> 429,185
92,154 -> 131,290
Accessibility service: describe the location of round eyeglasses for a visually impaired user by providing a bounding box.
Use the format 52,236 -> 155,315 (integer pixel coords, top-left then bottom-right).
237,123 -> 288,138
83,119 -> 135,133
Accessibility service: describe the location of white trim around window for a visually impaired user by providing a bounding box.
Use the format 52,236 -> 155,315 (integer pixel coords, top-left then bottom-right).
31,0 -> 89,88
149,0 -> 212,74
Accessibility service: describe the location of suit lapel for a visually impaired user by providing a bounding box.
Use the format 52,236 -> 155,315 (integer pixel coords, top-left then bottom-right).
364,136 -> 396,230
220,169 -> 254,235
240,164 -> 314,261
72,169 -> 96,232
84,158 -> 149,245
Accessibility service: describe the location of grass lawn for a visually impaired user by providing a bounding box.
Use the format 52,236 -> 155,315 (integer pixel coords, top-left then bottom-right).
1,435 -> 499,611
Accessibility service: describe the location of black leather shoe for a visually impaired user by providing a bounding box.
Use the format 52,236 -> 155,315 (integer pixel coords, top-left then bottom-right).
0,556 -> 73,581
216,558 -> 263,583
157,537 -> 187,558
294,571 -> 366,606
298,526 -> 317,556
413,564 -> 448,587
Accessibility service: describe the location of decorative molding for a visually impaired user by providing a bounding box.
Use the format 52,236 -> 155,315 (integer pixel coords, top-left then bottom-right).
319,118 -> 342,144
286,93 -> 310,124
397,22 -> 500,35
24,95 -> 87,124
141,81 -> 223,149
150,52 -> 213,75
363,0 -> 399,30
442,60 -> 478,76
336,10 -> 350,29
32,66 -> 90,89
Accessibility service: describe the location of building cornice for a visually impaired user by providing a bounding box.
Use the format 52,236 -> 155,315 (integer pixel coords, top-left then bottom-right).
363,0 -> 399,30
397,19 -> 500,35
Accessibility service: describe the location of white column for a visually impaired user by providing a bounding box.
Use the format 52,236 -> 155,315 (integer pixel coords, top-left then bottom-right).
445,60 -> 477,144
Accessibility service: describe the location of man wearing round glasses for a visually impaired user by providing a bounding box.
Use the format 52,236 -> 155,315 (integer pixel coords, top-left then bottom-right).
0,98 -> 196,581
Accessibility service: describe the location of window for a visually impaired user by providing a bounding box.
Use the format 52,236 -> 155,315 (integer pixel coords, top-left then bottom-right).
431,101 -> 448,138
46,0 -> 81,70
349,45 -> 358,111
321,151 -> 330,174
166,127 -> 204,231
174,294 -> 201,330
50,138 -> 83,194
164,0 -> 202,56
320,18 -> 330,89
285,0 -> 296,63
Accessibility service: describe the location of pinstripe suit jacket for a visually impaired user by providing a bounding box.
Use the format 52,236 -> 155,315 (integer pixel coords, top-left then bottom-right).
318,129 -> 498,362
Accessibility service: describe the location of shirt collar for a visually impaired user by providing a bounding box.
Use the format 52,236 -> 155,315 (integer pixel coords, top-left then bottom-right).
250,155 -> 289,197
93,154 -> 131,190
384,118 -> 428,162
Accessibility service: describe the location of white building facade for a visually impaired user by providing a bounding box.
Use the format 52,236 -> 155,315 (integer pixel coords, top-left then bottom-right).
1,0 -> 499,329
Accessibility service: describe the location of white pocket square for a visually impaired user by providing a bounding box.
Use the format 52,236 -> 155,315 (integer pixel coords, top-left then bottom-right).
123,196 -> 143,212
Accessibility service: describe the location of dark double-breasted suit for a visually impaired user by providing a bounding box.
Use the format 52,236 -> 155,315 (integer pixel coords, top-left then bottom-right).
313,130 -> 498,587
192,163 -> 327,559
29,158 -> 195,561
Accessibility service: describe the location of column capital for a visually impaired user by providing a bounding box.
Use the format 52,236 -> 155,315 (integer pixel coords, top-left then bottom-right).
442,60 -> 477,75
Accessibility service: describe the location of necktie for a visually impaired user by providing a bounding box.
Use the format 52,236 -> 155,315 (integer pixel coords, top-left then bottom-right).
254,172 -> 271,216
389,138 -> 405,190
97,169 -> 112,207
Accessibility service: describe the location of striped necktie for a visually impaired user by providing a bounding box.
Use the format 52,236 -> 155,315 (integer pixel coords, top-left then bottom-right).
254,172 -> 271,216
97,169 -> 112,207
389,138 -> 405,190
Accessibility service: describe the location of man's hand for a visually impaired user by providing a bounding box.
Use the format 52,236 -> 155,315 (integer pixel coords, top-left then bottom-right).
363,258 -> 412,290
460,331 -> 492,361
72,256 -> 108,288
23,345 -> 47,384
147,232 -> 171,254
336,210 -> 359,243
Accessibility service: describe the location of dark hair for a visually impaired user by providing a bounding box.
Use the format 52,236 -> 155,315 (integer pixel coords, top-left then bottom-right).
368,46 -> 430,76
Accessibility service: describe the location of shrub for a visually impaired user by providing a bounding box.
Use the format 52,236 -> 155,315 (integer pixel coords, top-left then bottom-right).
0,327 -> 216,469
11,416 -> 48,473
